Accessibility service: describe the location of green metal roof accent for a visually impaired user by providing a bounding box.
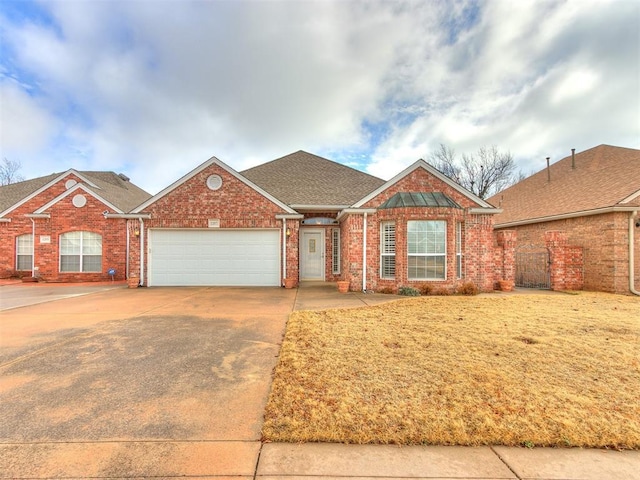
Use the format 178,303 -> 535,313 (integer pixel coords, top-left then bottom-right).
378,192 -> 462,209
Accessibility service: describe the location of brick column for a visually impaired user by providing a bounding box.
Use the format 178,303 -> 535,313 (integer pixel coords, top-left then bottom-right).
495,230 -> 517,285
545,230 -> 568,291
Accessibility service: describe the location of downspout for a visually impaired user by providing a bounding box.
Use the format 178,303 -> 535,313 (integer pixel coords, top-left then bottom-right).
139,218 -> 145,286
126,220 -> 130,279
362,212 -> 368,292
629,211 -> 639,296
282,218 -> 287,285
30,218 -> 36,277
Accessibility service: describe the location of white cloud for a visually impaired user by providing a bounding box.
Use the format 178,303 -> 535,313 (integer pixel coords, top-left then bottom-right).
0,80 -> 54,154
1,0 -> 638,192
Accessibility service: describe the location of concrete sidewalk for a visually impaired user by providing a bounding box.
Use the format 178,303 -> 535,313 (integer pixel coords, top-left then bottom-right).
257,443 -> 640,480
0,281 -> 638,479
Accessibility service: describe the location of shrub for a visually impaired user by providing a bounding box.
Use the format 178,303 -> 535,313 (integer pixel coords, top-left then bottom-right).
432,286 -> 453,296
377,286 -> 395,295
398,286 -> 420,296
418,283 -> 433,295
456,281 -> 479,296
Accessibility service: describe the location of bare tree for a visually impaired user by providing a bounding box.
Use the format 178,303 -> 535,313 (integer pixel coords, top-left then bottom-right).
0,158 -> 25,186
428,144 -> 518,199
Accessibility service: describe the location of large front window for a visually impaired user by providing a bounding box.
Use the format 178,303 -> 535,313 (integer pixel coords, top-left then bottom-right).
60,231 -> 102,272
408,220 -> 446,280
16,234 -> 33,271
380,221 -> 396,279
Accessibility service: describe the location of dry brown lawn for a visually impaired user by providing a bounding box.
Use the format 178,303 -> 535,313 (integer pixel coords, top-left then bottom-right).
262,292 -> 640,448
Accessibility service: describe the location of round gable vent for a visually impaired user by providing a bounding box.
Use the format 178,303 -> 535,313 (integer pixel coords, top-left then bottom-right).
207,174 -> 223,191
65,179 -> 77,189
72,194 -> 87,208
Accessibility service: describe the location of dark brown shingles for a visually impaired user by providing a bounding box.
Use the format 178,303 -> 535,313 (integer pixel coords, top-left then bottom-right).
242,150 -> 385,206
488,145 -> 640,225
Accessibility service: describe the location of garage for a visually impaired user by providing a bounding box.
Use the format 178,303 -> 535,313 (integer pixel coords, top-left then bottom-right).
148,229 -> 281,286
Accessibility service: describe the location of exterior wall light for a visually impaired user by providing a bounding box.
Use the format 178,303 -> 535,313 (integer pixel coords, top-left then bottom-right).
286,228 -> 291,237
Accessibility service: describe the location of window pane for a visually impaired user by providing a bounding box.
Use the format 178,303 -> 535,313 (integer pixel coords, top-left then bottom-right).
82,233 -> 102,255
408,221 -> 446,254
61,232 -> 81,255
17,234 -> 33,254
82,255 -> 102,272
17,255 -> 32,271
380,222 -> 396,279
408,256 -> 446,280
16,234 -> 33,271
381,256 -> 396,278
61,255 -> 80,272
332,229 -> 340,275
381,223 -> 395,254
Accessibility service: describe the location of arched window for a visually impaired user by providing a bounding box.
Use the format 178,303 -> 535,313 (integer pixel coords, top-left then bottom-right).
16,234 -> 33,271
60,231 -> 102,272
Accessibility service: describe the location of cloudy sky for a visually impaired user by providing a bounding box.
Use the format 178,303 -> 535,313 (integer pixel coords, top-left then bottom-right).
1,0 -> 639,194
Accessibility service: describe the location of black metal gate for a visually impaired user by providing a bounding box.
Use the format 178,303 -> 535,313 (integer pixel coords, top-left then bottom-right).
515,245 -> 550,289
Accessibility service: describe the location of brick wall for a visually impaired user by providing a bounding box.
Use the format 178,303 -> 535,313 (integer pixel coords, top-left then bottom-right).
545,231 -> 584,291
132,164 -> 291,285
494,230 -> 517,287
498,211 -> 637,294
338,167 -> 498,293
0,174 -> 128,282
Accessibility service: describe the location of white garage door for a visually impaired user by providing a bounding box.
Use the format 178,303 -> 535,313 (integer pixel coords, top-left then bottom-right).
148,229 -> 280,286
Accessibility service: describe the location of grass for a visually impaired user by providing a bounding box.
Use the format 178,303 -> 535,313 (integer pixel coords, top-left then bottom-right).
262,292 -> 640,448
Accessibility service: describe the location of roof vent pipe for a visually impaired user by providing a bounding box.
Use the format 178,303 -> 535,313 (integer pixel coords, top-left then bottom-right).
571,148 -> 576,169
546,157 -> 551,182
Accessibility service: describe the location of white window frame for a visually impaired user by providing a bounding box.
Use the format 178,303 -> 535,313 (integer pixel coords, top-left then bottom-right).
407,220 -> 446,280
456,221 -> 463,279
380,221 -> 396,279
60,231 -> 103,273
332,228 -> 341,275
16,234 -> 33,271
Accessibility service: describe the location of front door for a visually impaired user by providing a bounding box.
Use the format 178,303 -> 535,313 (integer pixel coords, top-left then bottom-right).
300,229 -> 324,280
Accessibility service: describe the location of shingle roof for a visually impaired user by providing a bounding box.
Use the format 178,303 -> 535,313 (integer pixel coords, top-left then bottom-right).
241,150 -> 385,206
0,171 -> 152,214
488,145 -> 640,226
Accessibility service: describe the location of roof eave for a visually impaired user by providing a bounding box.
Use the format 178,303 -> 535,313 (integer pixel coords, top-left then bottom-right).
336,208 -> 377,221
495,206 -> 640,229
469,208 -> 503,215
288,204 -> 350,212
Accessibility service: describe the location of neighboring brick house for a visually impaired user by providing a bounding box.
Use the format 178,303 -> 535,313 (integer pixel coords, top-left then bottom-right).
127,151 -> 501,291
0,170 -> 151,282
487,145 -> 640,295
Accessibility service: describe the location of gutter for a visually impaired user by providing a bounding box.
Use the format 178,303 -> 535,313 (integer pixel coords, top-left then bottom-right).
629,211 -> 639,296
362,212 -> 368,292
25,214 -> 50,278
495,206 -> 640,229
104,213 -> 151,219
336,208 -> 376,222
139,218 -> 145,286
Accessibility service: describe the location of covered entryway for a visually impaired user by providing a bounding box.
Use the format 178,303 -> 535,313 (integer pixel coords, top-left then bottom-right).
515,245 -> 550,289
148,229 -> 280,286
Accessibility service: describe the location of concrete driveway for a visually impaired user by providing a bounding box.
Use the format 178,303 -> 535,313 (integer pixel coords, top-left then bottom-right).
0,285 -> 299,477
0,282 -> 399,478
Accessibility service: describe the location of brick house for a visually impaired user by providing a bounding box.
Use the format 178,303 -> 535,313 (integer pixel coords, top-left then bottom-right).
0,170 -> 151,282
487,145 -> 640,295
127,151 -> 502,291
